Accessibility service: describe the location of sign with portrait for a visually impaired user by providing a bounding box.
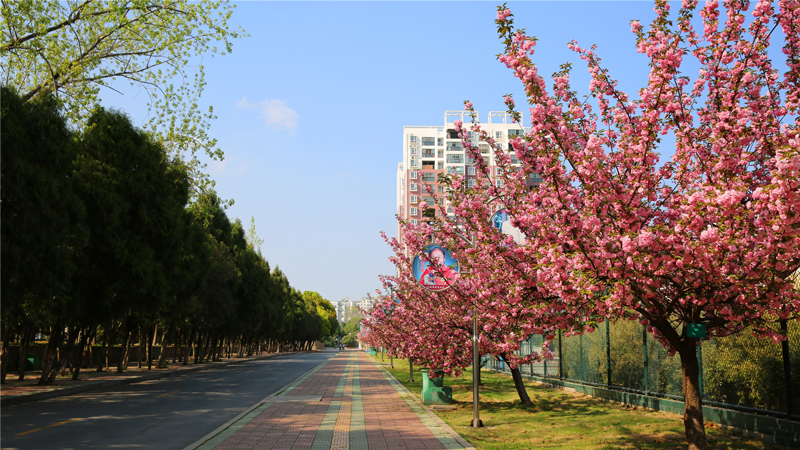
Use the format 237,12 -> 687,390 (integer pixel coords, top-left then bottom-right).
412,244 -> 460,291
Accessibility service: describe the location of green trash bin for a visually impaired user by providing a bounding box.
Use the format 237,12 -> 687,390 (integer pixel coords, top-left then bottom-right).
25,352 -> 42,371
421,369 -> 452,405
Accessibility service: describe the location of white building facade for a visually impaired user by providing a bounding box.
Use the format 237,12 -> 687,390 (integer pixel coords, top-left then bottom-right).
336,297 -> 375,325
396,110 -> 538,231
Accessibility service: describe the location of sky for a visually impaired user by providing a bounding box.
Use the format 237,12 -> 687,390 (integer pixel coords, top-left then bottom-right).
98,1 -> 693,304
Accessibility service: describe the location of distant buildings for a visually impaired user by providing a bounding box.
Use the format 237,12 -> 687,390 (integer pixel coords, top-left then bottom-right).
335,296 -> 375,325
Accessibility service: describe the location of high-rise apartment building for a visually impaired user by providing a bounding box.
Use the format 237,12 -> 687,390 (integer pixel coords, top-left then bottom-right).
396,110 -> 538,230
335,297 -> 374,325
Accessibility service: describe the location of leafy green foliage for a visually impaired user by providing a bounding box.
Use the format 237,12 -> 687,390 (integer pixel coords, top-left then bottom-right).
0,87 -> 85,327
1,0 -> 246,162
1,92 -> 327,383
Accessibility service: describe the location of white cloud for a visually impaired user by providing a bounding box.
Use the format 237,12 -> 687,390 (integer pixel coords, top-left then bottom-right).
209,158 -> 229,175
236,97 -> 299,132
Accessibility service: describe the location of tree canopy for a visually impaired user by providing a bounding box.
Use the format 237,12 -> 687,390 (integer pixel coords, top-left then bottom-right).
1,0 -> 245,161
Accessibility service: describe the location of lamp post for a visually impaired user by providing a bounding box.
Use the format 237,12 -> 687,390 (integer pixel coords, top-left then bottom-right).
414,221 -> 484,428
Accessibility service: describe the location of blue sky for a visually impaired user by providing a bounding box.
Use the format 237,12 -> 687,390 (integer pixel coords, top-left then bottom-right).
100,2 -> 683,304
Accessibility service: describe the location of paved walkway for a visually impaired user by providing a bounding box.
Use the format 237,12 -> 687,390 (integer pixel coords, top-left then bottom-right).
187,349 -> 473,450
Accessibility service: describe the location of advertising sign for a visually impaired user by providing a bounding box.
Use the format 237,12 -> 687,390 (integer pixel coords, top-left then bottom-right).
491,208 -> 525,245
412,244 -> 460,291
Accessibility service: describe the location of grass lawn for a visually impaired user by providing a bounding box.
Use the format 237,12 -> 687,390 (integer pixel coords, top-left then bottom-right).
372,353 -> 787,450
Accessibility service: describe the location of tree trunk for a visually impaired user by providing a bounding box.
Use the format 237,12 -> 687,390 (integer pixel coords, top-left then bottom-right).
184,330 -> 194,366
45,327 -> 78,385
72,327 -> 92,380
63,327 -> 79,376
173,327 -> 179,364
146,326 -> 154,370
97,324 -> 109,372
137,327 -> 143,368
678,342 -> 708,450
194,332 -> 203,363
501,353 -> 533,405
156,325 -> 170,368
18,324 -> 33,380
117,326 -> 133,374
408,357 -> 415,383
201,333 -> 208,363
38,325 -> 65,385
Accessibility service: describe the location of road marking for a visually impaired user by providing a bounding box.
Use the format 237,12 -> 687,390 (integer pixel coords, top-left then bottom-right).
16,418 -> 82,436
211,377 -> 226,382
155,390 -> 179,398
46,418 -> 81,428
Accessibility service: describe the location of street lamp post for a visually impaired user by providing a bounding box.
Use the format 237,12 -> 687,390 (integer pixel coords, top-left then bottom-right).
471,307 -> 483,427
425,227 -> 484,428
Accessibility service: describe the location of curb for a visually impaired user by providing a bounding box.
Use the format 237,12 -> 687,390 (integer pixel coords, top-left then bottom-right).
182,352 -> 338,450
369,354 -> 477,450
0,352 -> 296,408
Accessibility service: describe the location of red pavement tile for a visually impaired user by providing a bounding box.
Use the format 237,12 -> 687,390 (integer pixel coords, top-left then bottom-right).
195,350 -> 466,450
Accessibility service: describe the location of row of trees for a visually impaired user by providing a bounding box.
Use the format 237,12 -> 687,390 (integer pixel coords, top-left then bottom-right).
362,2 -> 800,449
0,87 -> 337,385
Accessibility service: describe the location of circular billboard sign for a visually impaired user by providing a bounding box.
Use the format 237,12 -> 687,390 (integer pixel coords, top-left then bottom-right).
412,244 -> 460,291
491,208 -> 525,245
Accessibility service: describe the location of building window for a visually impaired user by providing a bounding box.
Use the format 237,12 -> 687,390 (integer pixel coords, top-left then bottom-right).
467,166 -> 476,176
410,147 -> 417,155
437,137 -> 444,146
446,154 -> 464,164
410,158 -> 418,168
410,219 -> 418,225
422,137 -> 435,146
468,131 -> 477,140
468,179 -> 476,188
437,149 -> 443,158
410,183 -> 418,192
497,179 -> 504,188
410,195 -> 418,203
410,207 -> 418,216
410,171 -> 417,179
410,135 -> 417,142
508,129 -> 522,137
495,131 -> 503,139
438,185 -> 445,193
497,168 -> 504,175
422,173 -> 436,182
437,162 -> 443,170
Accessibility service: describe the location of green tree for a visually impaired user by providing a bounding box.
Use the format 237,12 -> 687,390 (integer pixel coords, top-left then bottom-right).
70,105 -> 191,377
0,87 -> 85,382
342,317 -> 361,336
1,0 -> 245,161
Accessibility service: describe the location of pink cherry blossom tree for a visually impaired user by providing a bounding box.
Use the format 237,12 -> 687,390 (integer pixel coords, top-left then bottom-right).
458,1 -> 800,448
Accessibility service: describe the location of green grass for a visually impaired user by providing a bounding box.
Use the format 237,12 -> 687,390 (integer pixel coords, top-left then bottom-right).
376,355 -> 786,450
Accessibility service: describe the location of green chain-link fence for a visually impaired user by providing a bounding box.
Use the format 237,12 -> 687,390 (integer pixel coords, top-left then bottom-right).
486,319 -> 799,419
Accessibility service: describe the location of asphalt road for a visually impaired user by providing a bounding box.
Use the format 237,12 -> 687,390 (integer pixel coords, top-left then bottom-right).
1,350 -> 337,450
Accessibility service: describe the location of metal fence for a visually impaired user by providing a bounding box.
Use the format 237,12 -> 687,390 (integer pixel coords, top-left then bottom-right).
485,319 -> 800,420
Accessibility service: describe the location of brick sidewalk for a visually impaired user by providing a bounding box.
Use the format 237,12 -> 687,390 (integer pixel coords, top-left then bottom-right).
187,349 -> 474,450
